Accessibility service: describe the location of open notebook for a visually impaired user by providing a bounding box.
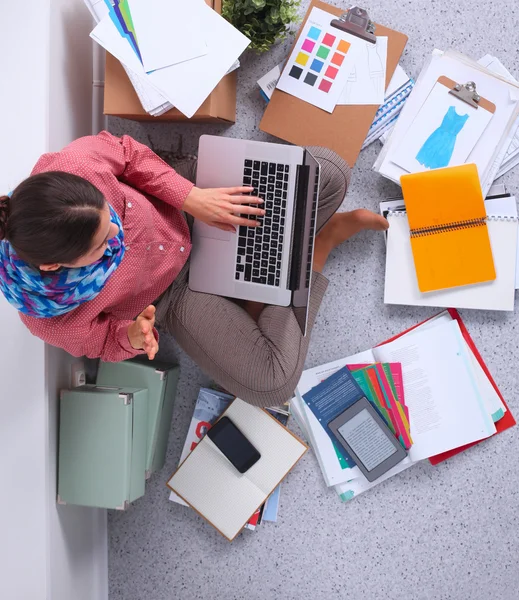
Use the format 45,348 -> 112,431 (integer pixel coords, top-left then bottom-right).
385,208 -> 517,311
292,312 -> 503,501
385,168 -> 517,311
401,164 -> 496,293
167,399 -> 306,541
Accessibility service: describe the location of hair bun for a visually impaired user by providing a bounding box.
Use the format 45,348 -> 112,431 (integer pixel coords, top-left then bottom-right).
0,195 -> 10,241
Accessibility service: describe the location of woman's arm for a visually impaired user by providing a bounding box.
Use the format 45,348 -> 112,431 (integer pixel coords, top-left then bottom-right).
32,131 -> 265,230
21,309 -> 159,363
34,131 -> 194,210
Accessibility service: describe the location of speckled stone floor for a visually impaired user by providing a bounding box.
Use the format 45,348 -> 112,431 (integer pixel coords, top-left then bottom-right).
107,1 -> 519,598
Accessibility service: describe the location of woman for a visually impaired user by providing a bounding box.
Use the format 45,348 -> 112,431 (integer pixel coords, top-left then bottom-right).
0,132 -> 387,407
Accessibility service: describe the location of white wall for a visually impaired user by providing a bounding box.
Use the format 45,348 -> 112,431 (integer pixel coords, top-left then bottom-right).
0,2 -> 51,598
47,4 -> 108,599
0,2 -> 107,599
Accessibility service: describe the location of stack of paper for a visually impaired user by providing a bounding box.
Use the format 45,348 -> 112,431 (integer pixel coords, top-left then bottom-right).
168,388 -> 288,528
380,54 -> 519,174
477,55 -> 519,179
167,399 -> 306,541
85,0 -> 248,118
275,7 -> 389,113
258,61 -> 414,148
381,184 -> 519,308
383,184 -> 518,311
361,66 -> 414,148
348,364 -> 412,449
291,310 -> 513,502
374,49 -> 519,196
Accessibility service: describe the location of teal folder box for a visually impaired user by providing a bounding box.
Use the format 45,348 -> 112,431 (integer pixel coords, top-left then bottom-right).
58,385 -> 148,510
96,359 -> 180,477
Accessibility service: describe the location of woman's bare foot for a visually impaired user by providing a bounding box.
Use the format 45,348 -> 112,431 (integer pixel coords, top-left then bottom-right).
313,209 -> 388,272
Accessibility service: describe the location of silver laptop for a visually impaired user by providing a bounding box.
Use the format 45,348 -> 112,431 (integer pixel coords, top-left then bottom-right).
189,135 -> 321,335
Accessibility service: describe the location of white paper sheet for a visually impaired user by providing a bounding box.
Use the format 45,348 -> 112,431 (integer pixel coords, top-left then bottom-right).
127,0 -> 207,73
258,63 -> 282,100
91,0 -> 249,118
295,349 -> 376,487
276,7 -> 359,113
485,195 -> 519,289
338,36 -> 388,106
384,210 -> 518,311
374,50 -> 519,196
390,310 -> 506,422
478,54 -> 519,177
335,455 -> 415,501
373,321 -> 496,462
392,82 -> 493,173
85,0 -> 173,115
84,0 -> 108,22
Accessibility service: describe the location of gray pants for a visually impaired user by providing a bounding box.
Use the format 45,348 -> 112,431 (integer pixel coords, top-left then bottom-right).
156,147 -> 351,407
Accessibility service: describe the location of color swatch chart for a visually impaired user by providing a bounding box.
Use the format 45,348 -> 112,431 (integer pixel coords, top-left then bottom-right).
290,28 -> 351,93
276,7 -> 359,113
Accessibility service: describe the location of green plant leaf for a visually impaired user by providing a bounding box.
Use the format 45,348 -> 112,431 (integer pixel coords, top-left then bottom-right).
222,0 -> 301,52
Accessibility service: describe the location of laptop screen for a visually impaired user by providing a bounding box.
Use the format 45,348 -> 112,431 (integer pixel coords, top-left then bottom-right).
291,150 -> 321,336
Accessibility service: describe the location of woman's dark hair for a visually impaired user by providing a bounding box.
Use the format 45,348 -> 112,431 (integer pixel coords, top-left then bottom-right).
0,172 -> 105,266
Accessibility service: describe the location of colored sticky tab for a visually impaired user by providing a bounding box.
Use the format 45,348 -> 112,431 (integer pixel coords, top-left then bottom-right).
316,45 -> 331,59
289,65 -> 303,80
310,58 -> 324,73
337,39 -> 351,53
322,33 -> 336,46
325,65 -> 339,79
350,368 -> 396,436
373,364 -> 413,448
295,52 -> 309,66
307,26 -> 321,40
331,52 -> 345,66
365,367 -> 402,440
319,79 -> 332,93
302,39 -> 315,52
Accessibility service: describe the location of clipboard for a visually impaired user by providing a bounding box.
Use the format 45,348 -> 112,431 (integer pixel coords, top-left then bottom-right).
439,76 -> 496,113
390,77 -> 496,174
259,1 -> 408,168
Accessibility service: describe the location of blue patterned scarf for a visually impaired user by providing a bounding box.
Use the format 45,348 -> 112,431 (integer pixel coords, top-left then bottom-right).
0,204 -> 125,318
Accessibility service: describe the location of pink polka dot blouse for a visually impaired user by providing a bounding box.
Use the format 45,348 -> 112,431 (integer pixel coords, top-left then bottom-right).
20,131 -> 194,361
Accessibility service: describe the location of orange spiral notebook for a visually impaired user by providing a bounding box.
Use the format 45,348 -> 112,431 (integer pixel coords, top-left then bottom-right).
400,164 -> 496,293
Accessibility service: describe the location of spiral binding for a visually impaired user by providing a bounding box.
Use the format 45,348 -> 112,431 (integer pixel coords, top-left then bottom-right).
386,210 -> 518,237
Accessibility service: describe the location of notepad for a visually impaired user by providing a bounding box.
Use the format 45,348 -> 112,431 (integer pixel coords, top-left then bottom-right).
401,164 -> 496,292
384,199 -> 518,311
167,399 -> 306,541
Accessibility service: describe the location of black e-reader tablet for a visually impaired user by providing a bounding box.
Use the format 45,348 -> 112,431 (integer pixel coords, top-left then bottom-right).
328,397 -> 407,482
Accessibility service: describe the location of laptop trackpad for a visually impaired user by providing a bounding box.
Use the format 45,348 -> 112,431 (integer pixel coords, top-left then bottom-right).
195,222 -> 231,242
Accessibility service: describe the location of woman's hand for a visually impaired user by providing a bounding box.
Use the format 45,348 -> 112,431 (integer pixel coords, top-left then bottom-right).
182,186 -> 265,232
128,305 -> 158,360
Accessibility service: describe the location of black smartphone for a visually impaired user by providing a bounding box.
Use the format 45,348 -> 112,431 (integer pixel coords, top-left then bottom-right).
207,416 -> 261,473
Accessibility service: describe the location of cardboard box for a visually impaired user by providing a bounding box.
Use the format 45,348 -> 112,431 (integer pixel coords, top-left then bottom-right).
103,0 -> 237,123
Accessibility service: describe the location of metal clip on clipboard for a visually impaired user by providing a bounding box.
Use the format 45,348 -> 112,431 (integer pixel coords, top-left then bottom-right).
437,76 -> 496,114
330,6 -> 377,44
449,81 -> 481,109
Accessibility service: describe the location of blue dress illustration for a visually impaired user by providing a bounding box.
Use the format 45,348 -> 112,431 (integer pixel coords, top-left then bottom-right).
416,106 -> 469,169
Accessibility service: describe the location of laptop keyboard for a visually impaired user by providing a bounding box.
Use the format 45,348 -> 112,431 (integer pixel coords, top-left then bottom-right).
235,159 -> 290,287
